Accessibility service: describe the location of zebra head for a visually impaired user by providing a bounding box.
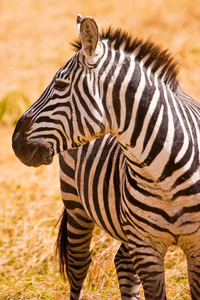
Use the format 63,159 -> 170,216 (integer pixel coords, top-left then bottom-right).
12,15 -> 108,167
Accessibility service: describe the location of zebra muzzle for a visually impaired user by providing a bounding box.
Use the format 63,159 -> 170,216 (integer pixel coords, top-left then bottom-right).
12,115 -> 54,167
12,134 -> 54,167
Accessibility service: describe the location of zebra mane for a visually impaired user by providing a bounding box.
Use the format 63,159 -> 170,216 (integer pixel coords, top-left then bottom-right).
71,26 -> 179,91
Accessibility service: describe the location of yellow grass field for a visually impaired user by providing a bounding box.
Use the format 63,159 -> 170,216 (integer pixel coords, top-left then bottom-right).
0,0 -> 200,299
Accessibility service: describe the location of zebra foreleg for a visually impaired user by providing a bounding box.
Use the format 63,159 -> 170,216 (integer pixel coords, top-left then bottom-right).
58,151 -> 95,299
57,206 -> 95,300
67,210 -> 95,300
127,243 -> 167,300
187,259 -> 200,300
184,244 -> 200,300
114,243 -> 141,300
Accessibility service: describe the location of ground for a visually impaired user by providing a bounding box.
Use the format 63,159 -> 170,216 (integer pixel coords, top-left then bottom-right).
0,0 -> 200,298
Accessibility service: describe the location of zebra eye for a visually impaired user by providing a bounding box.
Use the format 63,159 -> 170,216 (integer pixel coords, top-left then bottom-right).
54,80 -> 69,91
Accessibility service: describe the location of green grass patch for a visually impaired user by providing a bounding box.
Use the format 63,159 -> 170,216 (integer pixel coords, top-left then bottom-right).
0,89 -> 31,125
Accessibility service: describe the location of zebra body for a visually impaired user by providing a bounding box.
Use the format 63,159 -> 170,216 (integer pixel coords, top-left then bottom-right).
59,134 -> 140,299
12,14 -> 200,299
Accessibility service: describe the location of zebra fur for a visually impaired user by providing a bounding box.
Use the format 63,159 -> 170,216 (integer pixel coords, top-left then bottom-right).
57,134 -> 140,299
12,14 -> 200,299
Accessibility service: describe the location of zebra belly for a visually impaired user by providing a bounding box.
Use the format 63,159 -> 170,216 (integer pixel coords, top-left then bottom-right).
75,135 -> 128,242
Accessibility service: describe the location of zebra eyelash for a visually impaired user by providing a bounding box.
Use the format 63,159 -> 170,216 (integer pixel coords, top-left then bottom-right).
54,80 -> 70,92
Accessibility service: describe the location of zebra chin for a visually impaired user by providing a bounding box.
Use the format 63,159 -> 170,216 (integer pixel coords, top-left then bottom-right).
12,134 -> 54,167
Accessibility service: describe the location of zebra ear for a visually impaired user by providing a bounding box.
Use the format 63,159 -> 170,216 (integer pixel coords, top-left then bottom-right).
77,15 -> 99,57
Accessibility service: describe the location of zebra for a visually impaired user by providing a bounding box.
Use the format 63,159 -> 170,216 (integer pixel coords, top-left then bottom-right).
58,134 -> 140,299
12,14 -> 200,299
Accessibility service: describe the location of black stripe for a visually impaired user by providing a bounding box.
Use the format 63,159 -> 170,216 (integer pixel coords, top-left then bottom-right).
59,154 -> 75,180
172,181 -> 200,200
72,95 -> 85,136
130,71 -> 156,147
84,118 -> 95,136
113,56 -> 131,128
118,63 -> 142,134
82,76 -> 103,117
73,72 -> 104,131
60,179 -> 77,195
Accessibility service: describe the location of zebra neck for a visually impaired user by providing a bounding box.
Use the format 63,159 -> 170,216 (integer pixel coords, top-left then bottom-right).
111,73 -> 175,181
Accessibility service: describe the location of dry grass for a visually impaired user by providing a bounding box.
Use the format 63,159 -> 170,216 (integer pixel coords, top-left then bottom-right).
1,0 -> 200,299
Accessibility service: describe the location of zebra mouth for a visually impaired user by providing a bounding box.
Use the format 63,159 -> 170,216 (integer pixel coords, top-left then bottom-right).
27,141 -> 54,167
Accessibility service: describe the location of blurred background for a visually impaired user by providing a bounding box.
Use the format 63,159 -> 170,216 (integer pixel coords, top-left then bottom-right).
0,0 -> 199,299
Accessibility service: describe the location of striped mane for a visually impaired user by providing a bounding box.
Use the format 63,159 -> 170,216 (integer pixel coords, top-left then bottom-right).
71,26 -> 179,91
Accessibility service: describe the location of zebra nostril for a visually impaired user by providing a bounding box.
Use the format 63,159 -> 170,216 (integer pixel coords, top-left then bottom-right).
48,146 -> 54,156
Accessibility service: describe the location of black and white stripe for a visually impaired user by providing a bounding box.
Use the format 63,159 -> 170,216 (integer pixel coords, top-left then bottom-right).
58,134 -> 140,299
12,15 -> 200,300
